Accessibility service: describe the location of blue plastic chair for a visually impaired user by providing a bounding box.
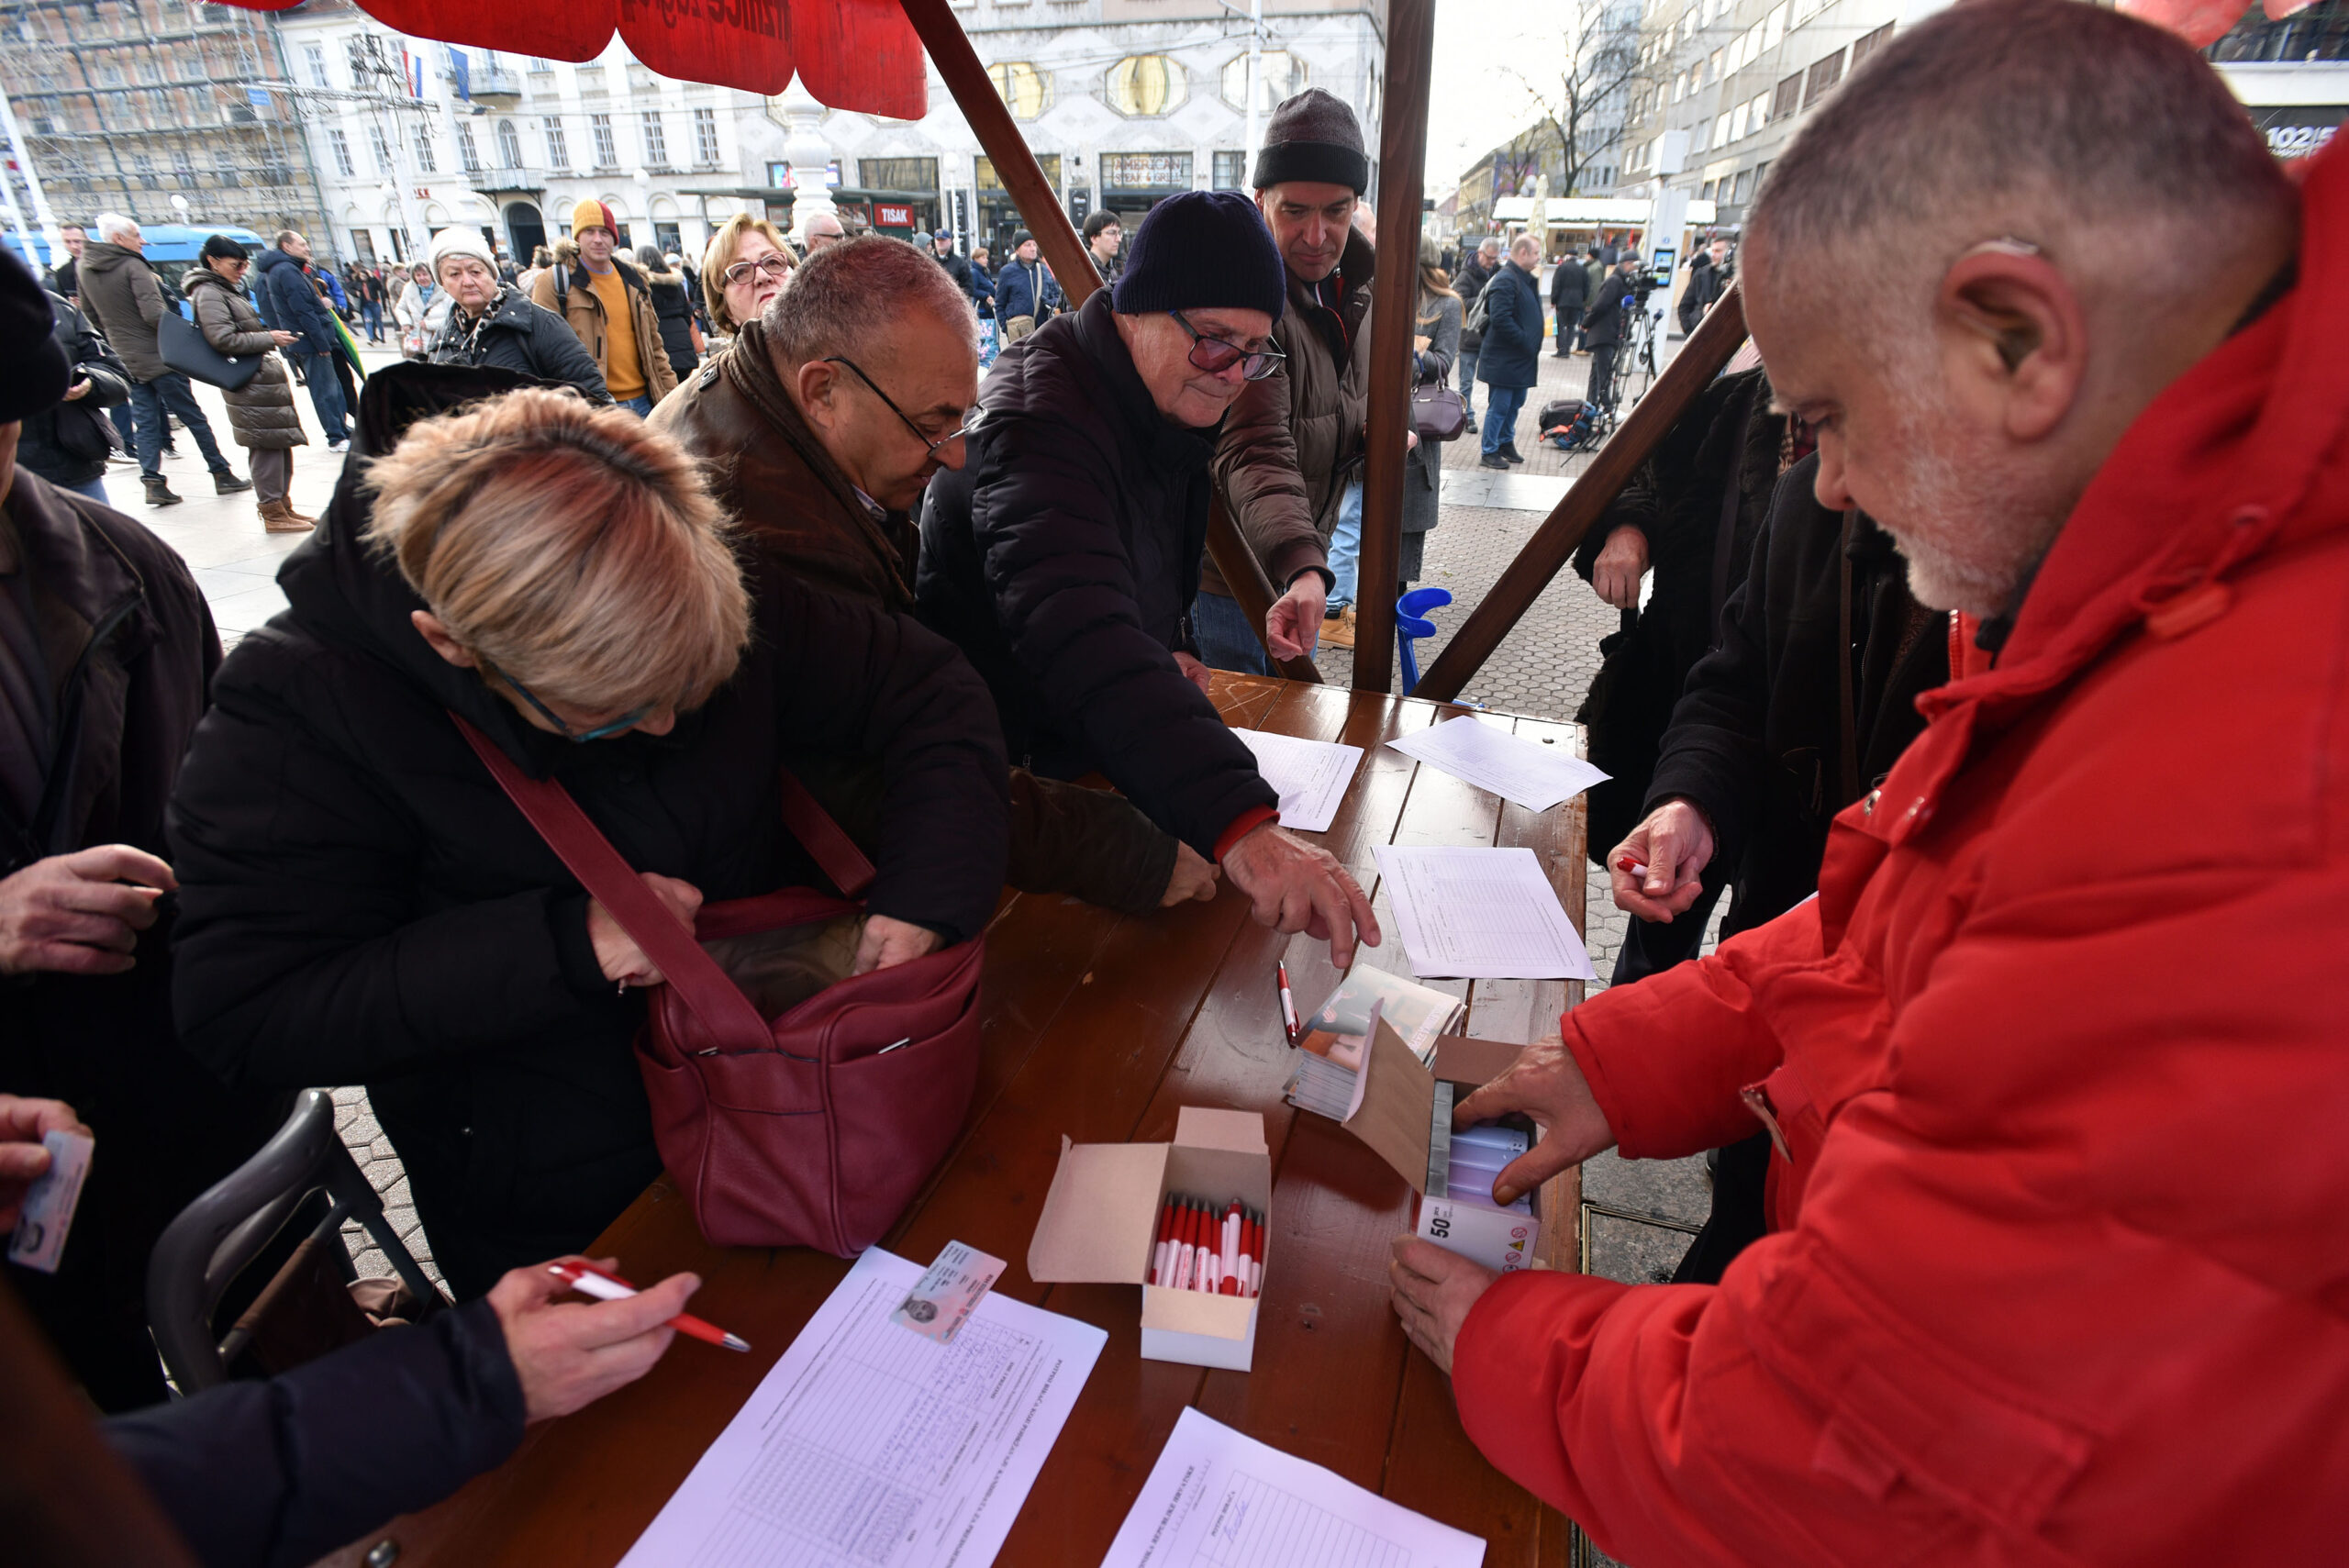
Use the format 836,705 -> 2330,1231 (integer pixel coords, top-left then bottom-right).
1395,586 -> 1453,696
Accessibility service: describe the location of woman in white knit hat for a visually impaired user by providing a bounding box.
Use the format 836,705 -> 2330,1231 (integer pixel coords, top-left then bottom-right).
423,228 -> 610,403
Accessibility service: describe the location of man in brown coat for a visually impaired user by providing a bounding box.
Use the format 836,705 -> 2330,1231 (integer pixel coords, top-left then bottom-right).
1200,89 -> 1375,670
529,199 -> 676,416
651,237 -> 1211,913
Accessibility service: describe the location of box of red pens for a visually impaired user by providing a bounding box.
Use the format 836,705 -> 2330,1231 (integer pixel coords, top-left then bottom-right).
1027,1106 -> 1270,1372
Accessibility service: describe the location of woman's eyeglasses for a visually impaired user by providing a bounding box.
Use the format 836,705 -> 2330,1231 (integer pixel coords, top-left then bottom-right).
481,658 -> 649,743
1170,312 -> 1286,382
722,254 -> 792,288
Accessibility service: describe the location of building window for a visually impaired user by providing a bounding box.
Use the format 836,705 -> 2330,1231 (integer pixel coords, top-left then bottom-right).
859,156 -> 940,193
1731,168 -> 1754,205
496,118 -> 523,168
1107,55 -> 1181,117
369,124 -> 393,174
694,106 -> 720,165
304,43 -> 328,87
172,150 -> 196,187
1803,50 -> 1843,106
1219,50 -> 1300,113
544,118 -> 571,170
1099,150 -> 1193,196
590,113 -> 618,168
1772,72 -> 1801,120
413,123 -> 437,174
974,153 -> 1060,190
988,61 -> 1049,119
457,122 -> 481,172
1849,22 -> 1894,72
328,127 -> 355,178
642,111 -> 668,167
1212,150 -> 1247,189
132,153 -> 157,188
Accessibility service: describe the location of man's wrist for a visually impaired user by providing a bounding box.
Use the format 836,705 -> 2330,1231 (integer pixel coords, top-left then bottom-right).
1285,566 -> 1336,595
1212,806 -> 1279,864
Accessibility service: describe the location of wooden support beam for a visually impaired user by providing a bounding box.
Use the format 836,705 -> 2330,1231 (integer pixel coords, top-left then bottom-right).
1411,282 -> 1749,704
1351,0 -> 1439,695
901,0 -> 1308,681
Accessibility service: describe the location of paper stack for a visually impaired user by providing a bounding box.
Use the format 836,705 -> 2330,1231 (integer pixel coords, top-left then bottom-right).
1286,966 -> 1463,1120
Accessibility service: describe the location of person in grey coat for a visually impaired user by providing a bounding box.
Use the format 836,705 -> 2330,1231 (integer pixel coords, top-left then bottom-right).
184,236 -> 312,534
1404,236 -> 1462,586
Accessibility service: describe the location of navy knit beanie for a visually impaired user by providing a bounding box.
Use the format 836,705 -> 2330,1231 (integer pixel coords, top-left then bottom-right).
1251,88 -> 1370,194
1110,191 -> 1286,323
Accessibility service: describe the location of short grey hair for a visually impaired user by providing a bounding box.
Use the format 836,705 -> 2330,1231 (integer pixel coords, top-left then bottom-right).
764,235 -> 976,367
95,212 -> 138,242
1750,0 -> 2288,312
1477,236 -> 1501,254
273,228 -> 304,250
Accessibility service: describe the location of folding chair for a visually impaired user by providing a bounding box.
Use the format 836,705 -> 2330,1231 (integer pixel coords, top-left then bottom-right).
146,1089 -> 447,1395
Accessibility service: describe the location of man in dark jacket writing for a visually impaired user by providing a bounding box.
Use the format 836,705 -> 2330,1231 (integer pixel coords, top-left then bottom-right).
919,192 -> 1380,966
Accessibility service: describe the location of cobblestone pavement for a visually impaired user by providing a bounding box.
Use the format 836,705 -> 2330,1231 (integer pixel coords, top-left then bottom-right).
158,333 -> 1707,1293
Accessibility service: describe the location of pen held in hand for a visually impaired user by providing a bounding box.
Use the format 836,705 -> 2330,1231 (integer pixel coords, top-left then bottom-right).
549,1261 -> 750,1351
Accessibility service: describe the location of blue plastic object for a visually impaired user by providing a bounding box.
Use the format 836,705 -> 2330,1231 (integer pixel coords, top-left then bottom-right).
1395,586 -> 1453,696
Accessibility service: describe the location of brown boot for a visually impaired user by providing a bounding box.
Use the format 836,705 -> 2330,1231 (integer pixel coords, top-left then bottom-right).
259,498 -> 314,534
1320,606 -> 1357,650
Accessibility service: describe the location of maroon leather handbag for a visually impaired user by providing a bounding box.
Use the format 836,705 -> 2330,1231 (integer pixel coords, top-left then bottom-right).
454,716 -> 985,1255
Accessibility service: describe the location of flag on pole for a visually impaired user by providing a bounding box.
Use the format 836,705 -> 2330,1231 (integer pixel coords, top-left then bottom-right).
449,48 -> 472,102
403,50 -> 425,97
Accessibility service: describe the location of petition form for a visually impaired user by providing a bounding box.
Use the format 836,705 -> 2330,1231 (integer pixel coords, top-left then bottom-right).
1233,729 -> 1364,835
619,1248 -> 1104,1568
1372,845 -> 1597,981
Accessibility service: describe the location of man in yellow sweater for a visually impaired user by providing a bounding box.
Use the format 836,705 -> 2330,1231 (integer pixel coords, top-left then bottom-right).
529,199 -> 678,415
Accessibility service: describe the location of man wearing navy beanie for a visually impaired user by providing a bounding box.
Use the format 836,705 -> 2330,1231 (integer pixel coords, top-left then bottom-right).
919,191 -> 1382,971
1203,87 -> 1381,666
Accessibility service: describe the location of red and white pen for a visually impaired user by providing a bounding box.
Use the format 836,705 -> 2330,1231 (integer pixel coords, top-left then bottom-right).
1615,856 -> 1650,881
1173,1202 -> 1197,1291
548,1260 -> 750,1352
1150,1199 -> 1175,1286
1275,962 -> 1301,1046
1220,1202 -> 1241,1296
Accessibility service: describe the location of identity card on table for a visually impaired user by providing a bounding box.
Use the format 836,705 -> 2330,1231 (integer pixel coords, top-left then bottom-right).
1373,844 -> 1597,981
1387,715 -> 1608,813
618,1246 -> 1104,1568
1233,728 -> 1363,834
1101,1406 -> 1485,1568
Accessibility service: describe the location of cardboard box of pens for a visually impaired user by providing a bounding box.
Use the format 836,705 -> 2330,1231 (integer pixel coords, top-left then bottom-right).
1027,1106 -> 1270,1372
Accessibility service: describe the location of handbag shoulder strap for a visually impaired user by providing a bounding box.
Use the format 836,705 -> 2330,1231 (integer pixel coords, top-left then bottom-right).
774,766 -> 875,898
449,713 -> 771,1047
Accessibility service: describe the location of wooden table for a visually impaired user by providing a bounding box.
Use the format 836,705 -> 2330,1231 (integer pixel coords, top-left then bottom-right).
347,675 -> 1589,1567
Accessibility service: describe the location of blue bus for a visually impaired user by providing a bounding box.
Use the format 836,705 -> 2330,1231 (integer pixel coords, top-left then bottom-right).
6,223 -> 269,307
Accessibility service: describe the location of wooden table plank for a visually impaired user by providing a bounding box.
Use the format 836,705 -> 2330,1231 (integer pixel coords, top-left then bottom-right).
341,679 -> 1586,1568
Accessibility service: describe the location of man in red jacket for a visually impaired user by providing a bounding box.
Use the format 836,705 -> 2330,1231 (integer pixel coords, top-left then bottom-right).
1388,3 -> 2349,1561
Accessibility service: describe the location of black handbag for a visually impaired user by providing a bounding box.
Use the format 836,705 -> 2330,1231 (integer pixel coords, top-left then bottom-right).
159,309 -> 265,392
1410,375 -> 1469,442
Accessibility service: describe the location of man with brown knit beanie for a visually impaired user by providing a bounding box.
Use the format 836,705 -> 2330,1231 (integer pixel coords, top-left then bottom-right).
1202,88 -> 1376,670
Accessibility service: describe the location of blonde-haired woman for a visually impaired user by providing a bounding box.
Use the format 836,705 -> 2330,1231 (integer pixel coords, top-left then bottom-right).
169,382 -> 1009,1298
699,212 -> 794,338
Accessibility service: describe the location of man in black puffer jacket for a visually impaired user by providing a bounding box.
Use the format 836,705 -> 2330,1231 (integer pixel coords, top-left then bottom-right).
918,192 -> 1379,967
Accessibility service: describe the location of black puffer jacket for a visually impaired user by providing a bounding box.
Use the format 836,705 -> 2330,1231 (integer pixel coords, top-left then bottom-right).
1645,450 -> 1948,938
917,290 -> 1277,855
427,286 -> 610,403
17,291 -> 131,488
169,365 -> 1009,1298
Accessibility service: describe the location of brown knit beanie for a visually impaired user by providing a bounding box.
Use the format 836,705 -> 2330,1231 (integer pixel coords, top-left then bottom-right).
1251,88 -> 1369,194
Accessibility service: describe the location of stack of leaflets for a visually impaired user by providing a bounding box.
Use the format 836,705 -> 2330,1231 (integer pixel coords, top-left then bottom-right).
1286,967 -> 1464,1121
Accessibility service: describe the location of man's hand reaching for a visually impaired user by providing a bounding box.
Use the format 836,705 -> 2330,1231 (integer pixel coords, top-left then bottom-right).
1264,574 -> 1330,661
1219,822 -> 1380,969
0,845 -> 175,976
1609,798 -> 1715,922
1449,1032 -> 1615,1207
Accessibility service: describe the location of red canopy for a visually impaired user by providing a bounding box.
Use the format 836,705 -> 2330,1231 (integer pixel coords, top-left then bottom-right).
206,0 -> 929,117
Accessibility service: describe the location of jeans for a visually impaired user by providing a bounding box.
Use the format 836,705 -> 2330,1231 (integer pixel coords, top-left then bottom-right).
61,475 -> 109,505
1588,342 -> 1620,411
362,301 -> 384,341
130,373 -> 231,476
618,394 -> 655,417
107,402 -> 136,452
1191,589 -> 1271,675
1455,344 -> 1479,411
295,350 -> 349,440
1327,480 -> 1363,610
1480,384 -> 1528,457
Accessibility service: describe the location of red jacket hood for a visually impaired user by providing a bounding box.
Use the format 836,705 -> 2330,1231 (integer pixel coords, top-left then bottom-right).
1921,132 -> 2349,729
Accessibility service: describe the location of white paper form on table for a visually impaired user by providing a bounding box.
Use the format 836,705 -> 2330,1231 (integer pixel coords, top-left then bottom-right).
1101,1406 -> 1486,1568
1371,844 -> 1597,982
618,1246 -> 1104,1568
1233,729 -> 1364,834
1386,716 -> 1608,813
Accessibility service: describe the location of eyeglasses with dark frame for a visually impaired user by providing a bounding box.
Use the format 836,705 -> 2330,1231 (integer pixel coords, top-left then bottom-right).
479,657 -> 649,743
721,253 -> 792,288
1168,312 -> 1286,382
823,355 -> 974,460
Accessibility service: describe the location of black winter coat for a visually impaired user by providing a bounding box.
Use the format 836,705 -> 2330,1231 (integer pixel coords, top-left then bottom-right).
917,291 -> 1278,856
1549,259 -> 1590,317
168,365 -> 1009,1298
1645,450 -> 1948,938
1582,272 -> 1636,348
254,250 -> 339,360
1475,261 -> 1543,390
427,286 -> 611,403
1572,368 -> 1780,856
1454,257 -> 1496,349
1,475 -> 287,1412
643,269 -> 700,379
107,1296 -> 526,1568
17,291 -> 132,488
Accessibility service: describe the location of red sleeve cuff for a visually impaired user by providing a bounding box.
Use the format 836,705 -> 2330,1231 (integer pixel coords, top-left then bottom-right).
1213,806 -> 1280,862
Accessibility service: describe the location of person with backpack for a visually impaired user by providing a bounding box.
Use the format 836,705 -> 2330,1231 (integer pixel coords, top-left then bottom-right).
1453,236 -> 1500,417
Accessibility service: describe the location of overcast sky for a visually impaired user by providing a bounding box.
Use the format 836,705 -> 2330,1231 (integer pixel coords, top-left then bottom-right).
1423,0 -> 1577,201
